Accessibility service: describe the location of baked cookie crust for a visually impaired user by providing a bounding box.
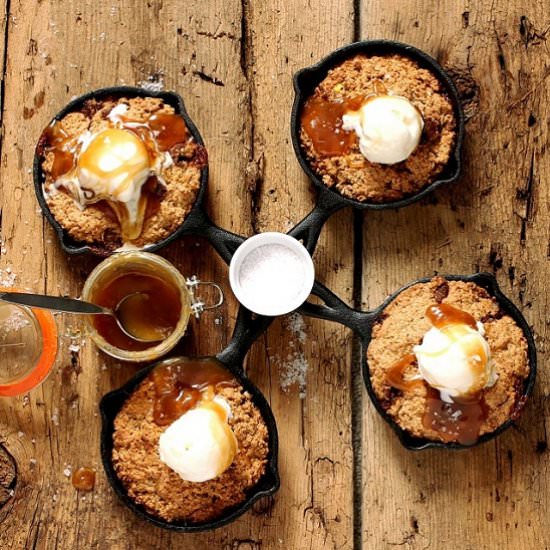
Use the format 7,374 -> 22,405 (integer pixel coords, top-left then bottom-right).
300,54 -> 456,202
38,96 -> 205,252
367,277 -> 529,442
112,373 -> 269,523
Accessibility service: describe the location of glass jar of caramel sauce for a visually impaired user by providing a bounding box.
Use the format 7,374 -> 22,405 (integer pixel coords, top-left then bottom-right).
81,251 -> 223,362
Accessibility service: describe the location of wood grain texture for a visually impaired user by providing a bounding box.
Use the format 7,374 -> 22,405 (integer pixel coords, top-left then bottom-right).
0,1 -> 251,548
360,1 -> 550,548
0,0 -> 356,549
0,1 -> 7,116
241,1 -> 355,548
1,0 -> 548,549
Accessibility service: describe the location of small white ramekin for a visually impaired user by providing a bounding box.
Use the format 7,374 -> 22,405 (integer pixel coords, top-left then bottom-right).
229,232 -> 315,316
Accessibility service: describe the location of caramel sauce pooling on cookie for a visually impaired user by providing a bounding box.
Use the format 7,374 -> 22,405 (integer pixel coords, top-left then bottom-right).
301,81 -> 396,157
423,387 -> 488,445
148,113 -> 189,151
301,95 -> 365,156
41,125 -> 76,179
151,358 -> 237,426
385,354 -> 423,392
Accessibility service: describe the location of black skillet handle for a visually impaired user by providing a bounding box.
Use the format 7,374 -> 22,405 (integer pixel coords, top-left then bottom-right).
299,281 -> 372,338
216,306 -> 274,370
288,186 -> 347,254
182,206 -> 245,264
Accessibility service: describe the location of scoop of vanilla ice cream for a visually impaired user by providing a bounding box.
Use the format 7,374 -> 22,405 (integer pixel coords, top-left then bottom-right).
158,396 -> 238,483
77,128 -> 151,205
413,322 -> 497,401
66,127 -> 155,240
342,95 -> 423,164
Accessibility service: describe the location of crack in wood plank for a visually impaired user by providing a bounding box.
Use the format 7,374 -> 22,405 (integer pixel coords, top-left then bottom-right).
351,210 -> 364,550
0,0 -> 11,145
519,150 -> 536,244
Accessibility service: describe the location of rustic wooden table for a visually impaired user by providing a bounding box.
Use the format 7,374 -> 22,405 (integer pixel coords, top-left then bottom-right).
0,1 -> 548,548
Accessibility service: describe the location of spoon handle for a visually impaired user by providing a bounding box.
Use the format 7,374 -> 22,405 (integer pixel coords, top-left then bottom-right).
0,292 -> 108,315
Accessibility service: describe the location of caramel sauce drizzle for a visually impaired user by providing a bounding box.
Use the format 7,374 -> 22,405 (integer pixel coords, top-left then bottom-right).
384,302 -> 489,445
385,354 -> 423,392
423,387 -> 488,446
42,125 -> 76,179
426,302 -> 477,331
300,95 -> 364,156
150,358 -> 237,426
148,113 -> 189,151
425,303 -> 488,385
301,79 -> 424,158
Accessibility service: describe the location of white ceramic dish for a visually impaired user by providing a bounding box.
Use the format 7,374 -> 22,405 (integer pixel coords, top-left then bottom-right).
229,233 -> 315,316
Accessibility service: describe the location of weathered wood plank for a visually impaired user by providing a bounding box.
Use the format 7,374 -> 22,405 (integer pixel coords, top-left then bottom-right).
360,2 -> 550,548
0,1 -> 8,118
4,1 -> 547,548
206,1 -> 357,547
0,0 -> 359,548
0,1 -> 251,548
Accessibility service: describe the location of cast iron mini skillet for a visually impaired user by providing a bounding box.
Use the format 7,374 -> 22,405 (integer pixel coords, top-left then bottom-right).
33,86 -> 244,262
99,307 -> 279,531
288,40 -> 465,253
299,273 -> 536,450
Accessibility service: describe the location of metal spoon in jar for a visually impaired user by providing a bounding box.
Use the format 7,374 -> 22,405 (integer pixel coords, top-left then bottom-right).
0,291 -> 164,343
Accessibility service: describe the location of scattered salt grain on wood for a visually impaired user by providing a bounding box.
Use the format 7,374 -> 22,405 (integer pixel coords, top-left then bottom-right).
278,351 -> 308,399
276,313 -> 309,399
51,408 -> 60,426
0,268 -> 16,287
286,313 -> 306,343
138,72 -> 165,92
64,325 -> 84,354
